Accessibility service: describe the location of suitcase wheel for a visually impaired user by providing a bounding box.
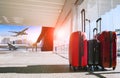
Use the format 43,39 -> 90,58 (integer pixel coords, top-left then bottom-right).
101,66 -> 105,71
69,65 -> 77,71
89,66 -> 95,71
83,66 -> 88,71
113,67 -> 116,70
69,64 -> 72,70
72,66 -> 77,71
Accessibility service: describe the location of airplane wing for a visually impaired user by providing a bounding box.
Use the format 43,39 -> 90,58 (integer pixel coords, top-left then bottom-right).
8,31 -> 19,33
8,27 -> 29,37
11,34 -> 18,37
8,28 -> 28,33
20,27 -> 29,32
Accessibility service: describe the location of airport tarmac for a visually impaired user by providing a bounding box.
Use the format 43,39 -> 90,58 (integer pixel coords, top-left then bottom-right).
0,50 -> 120,78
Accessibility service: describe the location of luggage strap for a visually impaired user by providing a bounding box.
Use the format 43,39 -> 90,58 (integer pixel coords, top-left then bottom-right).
79,32 -> 84,66
110,32 -> 113,67
78,32 -> 81,66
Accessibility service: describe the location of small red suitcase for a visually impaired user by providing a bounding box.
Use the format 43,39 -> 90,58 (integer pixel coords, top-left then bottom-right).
96,18 -> 117,70
69,31 -> 88,70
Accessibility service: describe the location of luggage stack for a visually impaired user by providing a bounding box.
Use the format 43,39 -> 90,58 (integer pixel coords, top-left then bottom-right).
69,9 -> 117,71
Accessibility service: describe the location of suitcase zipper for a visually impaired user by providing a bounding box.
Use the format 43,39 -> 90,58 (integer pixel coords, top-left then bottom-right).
79,32 -> 82,66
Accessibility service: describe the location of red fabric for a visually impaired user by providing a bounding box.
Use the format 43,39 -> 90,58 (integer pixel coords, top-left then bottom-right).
37,27 -> 54,51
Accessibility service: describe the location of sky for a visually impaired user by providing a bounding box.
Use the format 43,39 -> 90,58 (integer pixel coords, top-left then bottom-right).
0,24 -> 27,36
0,24 -> 42,44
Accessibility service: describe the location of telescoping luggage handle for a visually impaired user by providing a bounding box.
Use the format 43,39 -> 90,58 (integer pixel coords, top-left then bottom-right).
79,9 -> 85,66
81,9 -> 86,32
86,19 -> 91,40
93,28 -> 98,38
96,18 -> 102,33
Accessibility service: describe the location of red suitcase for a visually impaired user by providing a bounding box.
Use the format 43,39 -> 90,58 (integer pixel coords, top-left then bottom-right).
96,18 -> 117,70
69,31 -> 88,70
97,31 -> 117,70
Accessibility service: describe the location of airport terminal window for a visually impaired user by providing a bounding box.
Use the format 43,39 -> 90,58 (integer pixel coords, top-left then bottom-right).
101,5 -> 120,31
82,0 -> 120,51
101,5 -> 120,52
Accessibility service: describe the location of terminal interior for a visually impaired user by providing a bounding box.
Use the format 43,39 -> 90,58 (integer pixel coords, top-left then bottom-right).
0,0 -> 120,78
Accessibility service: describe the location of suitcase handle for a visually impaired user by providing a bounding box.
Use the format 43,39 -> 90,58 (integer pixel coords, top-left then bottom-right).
96,18 -> 102,22
86,19 -> 91,39
96,18 -> 102,33
93,28 -> 98,38
81,9 -> 86,32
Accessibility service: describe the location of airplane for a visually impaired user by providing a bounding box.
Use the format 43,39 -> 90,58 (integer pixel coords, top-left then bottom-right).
0,43 -> 17,50
0,43 -> 28,51
7,43 -> 17,50
8,27 -> 29,36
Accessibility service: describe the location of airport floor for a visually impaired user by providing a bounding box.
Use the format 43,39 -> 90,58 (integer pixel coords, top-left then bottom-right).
0,50 -> 120,78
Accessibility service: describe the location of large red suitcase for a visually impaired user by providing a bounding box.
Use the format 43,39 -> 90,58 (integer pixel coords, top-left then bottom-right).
69,31 -> 88,70
96,18 -> 117,70
97,31 -> 117,70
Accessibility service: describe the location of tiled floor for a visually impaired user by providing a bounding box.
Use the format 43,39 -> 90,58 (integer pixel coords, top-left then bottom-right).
0,50 -> 120,78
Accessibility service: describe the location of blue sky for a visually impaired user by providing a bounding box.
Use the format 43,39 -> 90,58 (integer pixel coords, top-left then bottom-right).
0,24 -> 42,43
0,24 -> 28,36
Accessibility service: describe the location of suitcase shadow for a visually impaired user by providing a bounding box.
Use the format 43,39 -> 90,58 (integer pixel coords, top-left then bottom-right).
0,65 -> 77,73
0,65 -> 117,74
